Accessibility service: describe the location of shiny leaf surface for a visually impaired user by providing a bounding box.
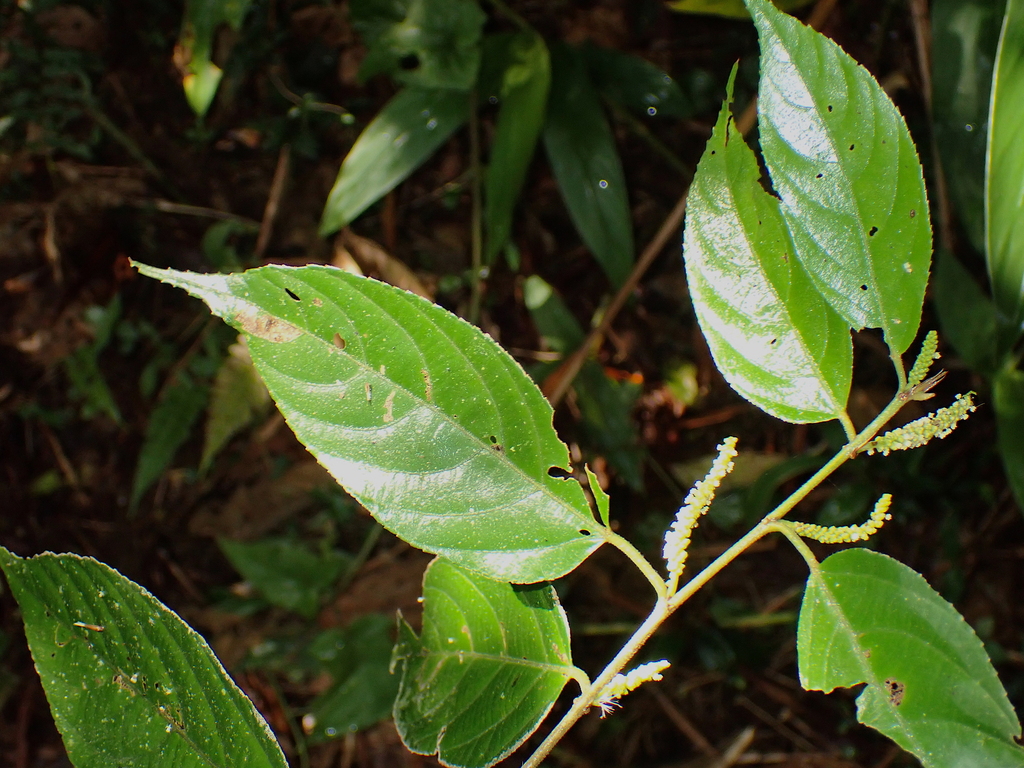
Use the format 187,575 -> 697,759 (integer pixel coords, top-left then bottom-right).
798,548 -> 1024,768
683,76 -> 852,423
392,559 -> 575,768
543,44 -> 634,288
986,0 -> 1024,345
135,263 -> 603,583
0,547 -> 287,768
748,0 -> 932,354
484,31 -> 551,263
320,88 -> 469,236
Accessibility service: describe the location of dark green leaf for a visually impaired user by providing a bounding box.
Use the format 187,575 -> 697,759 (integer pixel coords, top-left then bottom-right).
320,88 -> 470,236
986,0 -> 1024,346
748,0 -> 932,354
584,44 -> 692,119
484,31 -> 550,264
933,249 -> 999,375
218,537 -> 348,618
931,0 -> 1006,253
994,364 -> 1024,516
178,0 -> 255,116
392,559 -> 575,768
130,373 -> 209,510
524,276 -> 644,489
543,44 -> 634,288
352,0 -> 485,90
201,339 -> 271,472
0,547 -> 288,768
798,548 -> 1024,768
304,615 -> 399,741
683,73 -> 853,423
135,263 -> 603,583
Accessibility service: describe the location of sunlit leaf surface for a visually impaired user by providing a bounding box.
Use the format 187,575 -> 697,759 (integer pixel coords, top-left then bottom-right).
393,559 -> 575,768
135,263 -> 603,583
799,548 -> 1024,768
0,547 -> 287,768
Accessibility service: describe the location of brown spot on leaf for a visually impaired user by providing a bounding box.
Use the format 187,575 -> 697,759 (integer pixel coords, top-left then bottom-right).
884,678 -> 905,706
235,307 -> 302,343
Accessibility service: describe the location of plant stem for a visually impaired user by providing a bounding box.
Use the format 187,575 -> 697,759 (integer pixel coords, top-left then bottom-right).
468,90 -> 484,326
605,530 -> 668,600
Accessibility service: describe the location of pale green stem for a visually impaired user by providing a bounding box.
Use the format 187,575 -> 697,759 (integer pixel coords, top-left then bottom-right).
766,521 -> 822,576
839,411 -> 857,442
605,530 -> 668,600
891,350 -> 908,391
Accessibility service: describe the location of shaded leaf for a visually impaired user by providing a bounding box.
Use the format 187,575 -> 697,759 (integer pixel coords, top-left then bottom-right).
667,0 -> 812,18
218,537 -> 348,618
931,0 -> 1006,253
352,0 -> 485,91
178,0 -> 254,116
0,546 -> 287,768
130,373 -> 209,510
304,615 -> 400,742
135,263 -> 604,583
683,72 -> 852,423
484,30 -> 551,264
392,559 -> 575,768
543,44 -> 634,288
748,0 -> 932,355
986,0 -> 1024,347
798,548 -> 1024,768
201,338 -> 271,472
524,276 -> 644,489
933,249 -> 999,375
584,43 -> 692,119
994,364 -> 1024,515
320,88 -> 470,236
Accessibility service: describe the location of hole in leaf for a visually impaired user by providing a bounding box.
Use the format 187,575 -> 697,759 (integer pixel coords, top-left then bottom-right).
816,173 -> 823,179
489,435 -> 497,444
333,333 -> 346,350
710,150 -> 716,155
399,53 -> 420,70
285,288 -> 300,301
860,285 -> 868,291
868,226 -> 878,237
578,529 -> 591,536
885,678 -> 905,706
548,466 -> 572,479
827,104 -> 833,112
769,338 -> 777,345
849,144 -> 855,150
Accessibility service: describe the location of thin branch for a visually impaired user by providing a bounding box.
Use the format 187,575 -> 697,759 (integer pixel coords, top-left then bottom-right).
254,143 -> 291,260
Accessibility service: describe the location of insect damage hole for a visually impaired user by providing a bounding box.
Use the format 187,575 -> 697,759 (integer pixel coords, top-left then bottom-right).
383,390 -> 396,423
547,466 -> 572,479
868,226 -> 878,237
884,678 -> 905,707
285,288 -> 300,301
333,333 -> 346,350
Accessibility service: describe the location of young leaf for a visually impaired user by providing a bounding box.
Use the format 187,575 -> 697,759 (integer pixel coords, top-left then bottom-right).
543,44 -> 634,288
798,548 -> 1024,768
683,73 -> 852,423
134,263 -> 603,583
931,0 -> 1006,254
201,339 -> 271,472
484,30 -> 551,264
320,88 -> 469,236
392,558 -> 576,768
583,43 -> 693,120
130,372 -> 209,510
747,0 -> 932,355
986,0 -> 1024,347
0,546 -> 287,768
994,364 -> 1024,516
351,0 -> 486,91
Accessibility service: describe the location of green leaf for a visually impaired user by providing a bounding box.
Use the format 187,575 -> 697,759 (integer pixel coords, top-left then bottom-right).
304,616 -> 400,741
218,537 -> 348,618
986,0 -> 1024,346
933,249 -> 999,375
0,546 -> 287,768
931,0 -> 1006,253
134,262 -> 603,583
130,373 -> 210,510
667,0 -> 812,18
178,0 -> 254,117
994,364 -> 1024,515
201,339 -> 271,472
524,276 -> 644,489
798,548 -> 1024,768
484,30 -> 551,264
543,44 -> 634,288
747,0 -> 932,355
583,43 -> 693,119
320,88 -> 470,236
352,0 -> 485,91
392,559 -> 576,768
683,73 -> 853,423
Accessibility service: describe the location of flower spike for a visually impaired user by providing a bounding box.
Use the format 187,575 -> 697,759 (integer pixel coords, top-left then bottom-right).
790,494 -> 893,544
594,660 -> 670,718
863,393 -> 977,456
